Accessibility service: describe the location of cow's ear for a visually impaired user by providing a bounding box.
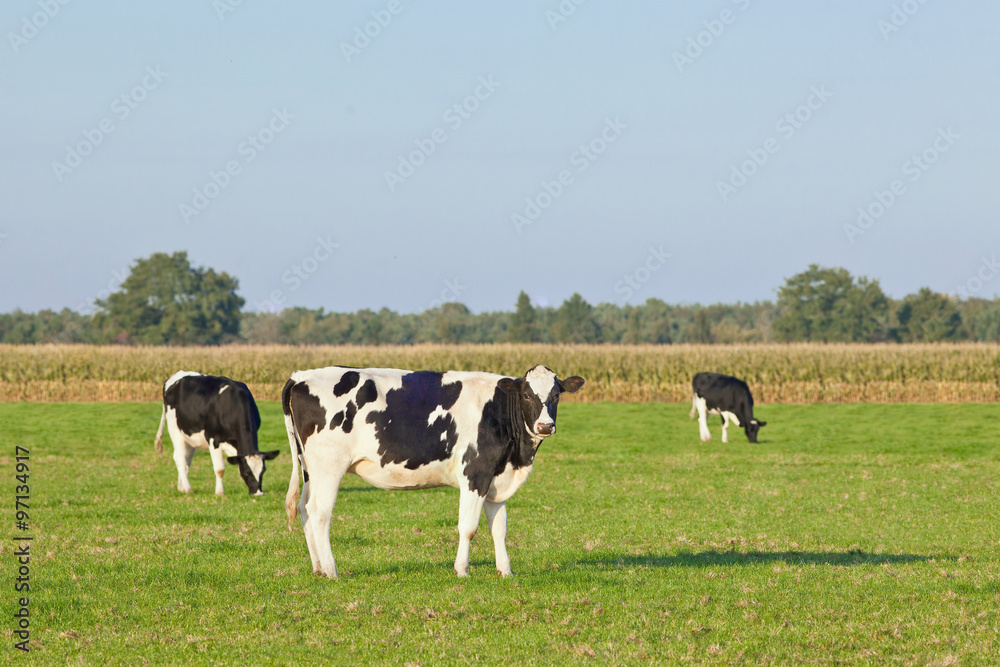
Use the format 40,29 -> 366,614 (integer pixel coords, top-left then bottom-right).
498,378 -> 520,395
757,421 -> 767,428
559,376 -> 585,394
260,449 -> 280,460
226,456 -> 242,465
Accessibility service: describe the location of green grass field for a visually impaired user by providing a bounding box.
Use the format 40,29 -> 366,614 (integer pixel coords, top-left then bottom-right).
2,402 -> 998,664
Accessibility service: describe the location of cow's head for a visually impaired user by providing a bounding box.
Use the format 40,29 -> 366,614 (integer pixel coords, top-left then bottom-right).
227,450 -> 281,495
745,419 -> 767,444
498,365 -> 585,441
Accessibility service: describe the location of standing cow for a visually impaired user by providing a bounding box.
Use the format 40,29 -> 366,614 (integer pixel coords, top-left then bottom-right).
282,364 -> 584,578
154,371 -> 280,495
689,372 -> 767,443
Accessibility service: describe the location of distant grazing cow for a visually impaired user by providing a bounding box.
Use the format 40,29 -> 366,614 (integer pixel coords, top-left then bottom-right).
154,371 -> 280,495
689,372 -> 767,443
282,364 -> 584,578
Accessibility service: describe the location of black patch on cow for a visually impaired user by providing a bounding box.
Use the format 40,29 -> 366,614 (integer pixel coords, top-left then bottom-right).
334,371 -> 361,397
342,401 -> 357,433
166,375 -> 261,453
303,470 -> 309,483
366,371 -> 463,469
461,384 -> 535,496
290,381 -> 326,442
355,379 -> 378,409
330,410 -> 344,430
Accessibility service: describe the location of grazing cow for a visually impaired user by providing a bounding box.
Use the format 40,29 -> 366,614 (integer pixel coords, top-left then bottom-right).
282,364 -> 584,578
689,372 -> 767,443
154,371 -> 280,495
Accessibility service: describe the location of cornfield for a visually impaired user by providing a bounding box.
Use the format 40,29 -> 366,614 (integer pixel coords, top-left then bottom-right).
2,343 -> 1000,403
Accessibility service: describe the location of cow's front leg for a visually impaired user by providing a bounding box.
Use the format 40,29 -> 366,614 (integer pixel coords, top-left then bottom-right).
173,441 -> 196,493
208,444 -> 227,495
695,398 -> 712,442
454,488 -> 487,577
484,500 -> 511,577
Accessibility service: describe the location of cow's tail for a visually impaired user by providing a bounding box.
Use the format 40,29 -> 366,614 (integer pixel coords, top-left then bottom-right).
154,404 -> 166,454
282,379 -> 303,530
689,395 -> 698,419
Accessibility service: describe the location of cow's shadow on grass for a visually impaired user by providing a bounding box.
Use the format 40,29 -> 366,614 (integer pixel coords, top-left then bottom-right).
570,549 -> 947,570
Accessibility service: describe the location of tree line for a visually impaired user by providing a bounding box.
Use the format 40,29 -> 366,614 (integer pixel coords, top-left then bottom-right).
3,253 -> 1000,345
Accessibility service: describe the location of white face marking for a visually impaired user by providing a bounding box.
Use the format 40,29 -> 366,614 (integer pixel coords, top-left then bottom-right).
524,366 -> 558,432
218,385 -> 228,394
525,366 -> 557,406
246,454 -> 264,481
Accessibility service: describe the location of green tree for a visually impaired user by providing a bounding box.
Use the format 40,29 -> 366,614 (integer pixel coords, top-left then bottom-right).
95,252 -> 243,345
973,302 -> 1000,342
434,302 -> 470,344
690,308 -> 712,343
895,288 -> 962,342
552,293 -> 600,343
508,291 -> 540,342
773,264 -> 889,342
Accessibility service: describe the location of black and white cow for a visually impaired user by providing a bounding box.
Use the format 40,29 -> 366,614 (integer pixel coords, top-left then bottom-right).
282,364 -> 584,578
154,371 -> 280,495
689,372 -> 767,444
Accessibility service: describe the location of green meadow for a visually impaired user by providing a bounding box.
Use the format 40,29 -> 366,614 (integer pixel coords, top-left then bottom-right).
1,402 -> 998,664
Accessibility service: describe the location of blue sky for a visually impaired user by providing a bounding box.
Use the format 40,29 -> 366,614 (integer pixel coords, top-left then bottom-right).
2,0 -> 998,314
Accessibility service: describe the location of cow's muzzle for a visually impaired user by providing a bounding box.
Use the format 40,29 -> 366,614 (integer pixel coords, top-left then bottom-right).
535,422 -> 555,436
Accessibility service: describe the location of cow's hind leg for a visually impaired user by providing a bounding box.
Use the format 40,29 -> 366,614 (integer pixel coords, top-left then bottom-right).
297,472 -> 321,574
721,413 -> 729,443
304,462 -> 348,578
485,500 -> 512,577
208,444 -> 227,495
173,440 -> 196,493
454,489 -> 487,577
